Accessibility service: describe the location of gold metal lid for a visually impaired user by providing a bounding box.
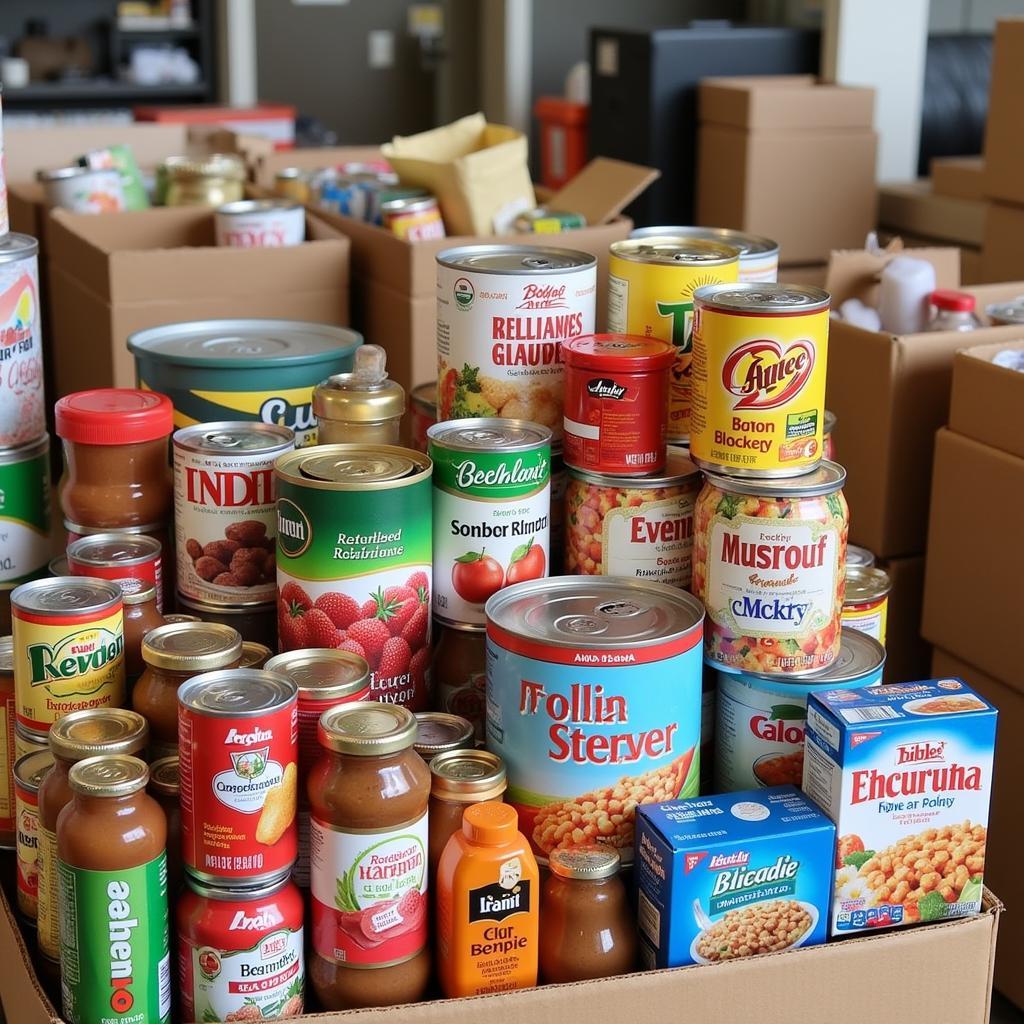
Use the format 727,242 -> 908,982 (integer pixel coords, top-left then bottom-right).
148,756 -> 179,797
48,709 -> 149,761
430,749 -> 506,801
313,345 -> 406,424
161,153 -> 246,182
13,750 -> 54,792
142,621 -> 242,671
163,613 -> 201,624
239,641 -> 273,669
122,584 -> 158,606
0,635 -> 12,673
69,755 -> 150,797
549,842 -> 622,880
318,702 -> 417,756
413,712 -> 475,758
844,565 -> 892,603
265,649 -> 370,701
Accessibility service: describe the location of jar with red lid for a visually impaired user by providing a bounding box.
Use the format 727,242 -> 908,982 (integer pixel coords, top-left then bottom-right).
561,334 -> 675,475
55,388 -> 174,530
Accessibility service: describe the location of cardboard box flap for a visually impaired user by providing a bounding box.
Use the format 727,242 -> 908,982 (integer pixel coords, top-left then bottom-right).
825,240 -> 960,306
545,157 -> 659,226
950,339 -> 1024,460
930,155 -> 986,202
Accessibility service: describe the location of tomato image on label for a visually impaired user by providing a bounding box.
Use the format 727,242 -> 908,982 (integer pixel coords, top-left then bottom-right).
452,550 -> 505,604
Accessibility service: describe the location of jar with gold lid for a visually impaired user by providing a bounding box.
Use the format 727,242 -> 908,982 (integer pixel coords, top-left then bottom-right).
313,344 -> 406,445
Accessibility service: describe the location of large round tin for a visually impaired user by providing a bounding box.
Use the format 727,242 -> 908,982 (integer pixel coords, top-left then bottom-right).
127,318 -> 362,445
0,437 -> 51,588
0,234 -> 45,447
842,565 -> 892,647
214,198 -> 306,248
690,283 -> 831,477
485,576 -> 704,864
630,226 -> 779,283
66,532 -> 164,609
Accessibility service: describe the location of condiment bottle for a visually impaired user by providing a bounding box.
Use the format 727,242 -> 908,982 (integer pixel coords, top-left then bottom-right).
539,843 -> 637,982
927,289 -> 983,332
55,388 -> 174,530
312,344 -> 406,445
148,756 -> 182,896
413,711 -> 476,762
36,709 -> 150,966
436,801 -> 539,997
123,584 -> 167,683
57,754 -> 170,1024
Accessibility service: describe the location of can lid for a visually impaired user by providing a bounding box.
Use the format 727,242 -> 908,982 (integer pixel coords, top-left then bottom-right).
0,635 -> 12,673
12,577 -> 122,617
122,584 -> 158,606
846,544 -> 876,569
173,421 -> 295,455
290,447 -> 421,484
427,417 -> 552,454
217,198 -> 302,216
313,345 -> 406,423
163,613 -> 201,624
143,622 -> 243,671
629,225 -> 778,258
13,750 -> 54,792
0,435 -> 49,466
55,389 -> 174,445
381,193 -> 435,215
549,843 -> 621,880
610,236 -> 739,266
178,669 -> 296,716
69,755 -> 149,797
694,282 -> 830,314
985,300 -> 1024,324
430,749 -> 506,799
48,709 -> 149,761
568,446 -> 699,489
184,867 -> 294,901
67,532 -> 163,567
0,231 -> 39,264
48,556 -> 69,576
160,152 -> 246,181
701,460 -> 846,498
412,713 -> 475,758
148,756 -> 179,796
562,333 -> 676,372
436,243 -> 597,275
844,565 -> 892,603
264,649 -> 370,701
239,642 -> 273,669
318,702 -> 417,756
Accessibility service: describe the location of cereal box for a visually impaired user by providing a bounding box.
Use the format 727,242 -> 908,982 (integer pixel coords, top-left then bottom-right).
635,786 -> 834,968
802,678 -> 997,936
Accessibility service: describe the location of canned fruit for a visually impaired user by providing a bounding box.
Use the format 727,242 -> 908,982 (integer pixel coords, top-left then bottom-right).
0,235 -> 44,447
0,438 -> 51,587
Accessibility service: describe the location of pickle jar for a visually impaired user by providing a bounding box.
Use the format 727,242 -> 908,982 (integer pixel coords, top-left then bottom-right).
312,344 -> 406,445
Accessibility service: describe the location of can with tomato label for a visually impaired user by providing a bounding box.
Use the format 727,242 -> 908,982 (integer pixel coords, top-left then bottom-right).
842,566 -> 891,647
630,226 -> 779,283
429,419 -> 551,629
432,623 -> 486,741
66,533 -> 164,611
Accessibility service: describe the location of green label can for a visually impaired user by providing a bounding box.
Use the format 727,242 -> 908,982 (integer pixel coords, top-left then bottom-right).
276,445 -> 433,709
0,436 -> 51,586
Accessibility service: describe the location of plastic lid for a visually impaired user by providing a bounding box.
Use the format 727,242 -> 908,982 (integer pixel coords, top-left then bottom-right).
931,289 -> 975,312
55,389 -> 174,445
562,333 -> 676,372
462,801 -> 519,845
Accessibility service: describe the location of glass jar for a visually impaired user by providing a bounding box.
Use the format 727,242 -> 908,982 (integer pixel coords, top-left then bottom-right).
539,844 -> 637,983
55,389 -> 174,530
123,585 -> 166,682
148,755 -> 182,896
159,153 -> 246,207
431,624 -> 486,741
0,635 -> 15,849
927,289 -> 982,332
312,344 -> 406,445
413,711 -> 475,762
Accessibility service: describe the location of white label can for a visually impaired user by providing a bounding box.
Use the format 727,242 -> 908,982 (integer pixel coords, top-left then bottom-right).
0,235 -> 44,448
215,199 -> 306,248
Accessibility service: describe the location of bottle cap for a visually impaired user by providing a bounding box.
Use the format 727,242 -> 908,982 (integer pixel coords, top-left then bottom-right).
462,801 -> 519,845
56,389 -> 174,445
931,289 -> 975,312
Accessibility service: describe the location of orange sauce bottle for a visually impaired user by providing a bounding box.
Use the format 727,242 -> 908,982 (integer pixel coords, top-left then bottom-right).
436,801 -> 539,997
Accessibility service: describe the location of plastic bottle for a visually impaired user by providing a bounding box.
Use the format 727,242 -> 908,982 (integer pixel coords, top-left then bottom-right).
877,255 -> 936,334
927,289 -> 982,332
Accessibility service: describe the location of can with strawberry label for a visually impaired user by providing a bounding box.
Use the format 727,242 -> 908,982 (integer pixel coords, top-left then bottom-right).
275,445 -> 433,709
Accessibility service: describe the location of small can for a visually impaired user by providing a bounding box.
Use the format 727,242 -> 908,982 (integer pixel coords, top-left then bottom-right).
64,522 -> 172,610
66,532 -> 164,611
690,283 -> 831,477
239,641 -> 273,669
274,167 -> 312,204
409,381 -> 437,453
432,623 -> 487,740
846,544 -> 875,569
0,437 -> 51,587
178,871 -> 305,1023
0,636 -> 14,848
381,193 -> 446,241
275,444 -> 433,708
630,226 -> 779,283
486,577 -> 704,864
693,462 -> 849,676
562,333 -> 676,474
12,577 -> 125,732
436,244 -> 597,439
14,721 -> 47,761
413,711 -> 475,761
842,565 -> 892,647
985,300 -> 1024,325
607,237 -> 740,442
0,234 -> 45,447
79,143 -> 149,210
173,421 -> 295,606
178,668 -> 299,883
713,627 -> 885,793
48,556 -> 69,577
564,447 -> 701,588
514,208 -> 587,233
37,165 -> 125,213
428,418 -> 551,629
215,199 -> 306,248
13,748 -> 52,921
823,409 -> 837,461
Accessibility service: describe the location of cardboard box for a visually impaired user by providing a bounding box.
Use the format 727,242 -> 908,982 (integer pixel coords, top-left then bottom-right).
981,200 -> 1024,282
879,554 -> 931,684
45,207 -> 351,397
877,180 -> 986,247
696,76 -> 877,264
982,18 -> 1024,205
931,156 -> 986,202
949,340 -> 1024,460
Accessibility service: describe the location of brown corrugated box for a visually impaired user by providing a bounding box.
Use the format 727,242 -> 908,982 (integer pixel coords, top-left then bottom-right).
949,340 -> 1024,460
981,200 -> 1024,282
931,156 -> 986,202
877,180 -> 986,247
982,18 -> 1024,205
878,554 -> 931,683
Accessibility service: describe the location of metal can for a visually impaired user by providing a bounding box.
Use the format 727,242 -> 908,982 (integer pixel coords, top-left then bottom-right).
985,300 -> 1024,325
514,208 -> 587,233
693,462 -> 849,676
381,193 -> 445,241
175,594 -> 277,645
215,199 -> 306,248
37,166 -> 125,213
412,711 -> 475,761
409,381 -> 437,453
0,437 -> 51,588
823,408 -> 837,461
274,167 -> 312,204
80,144 -> 149,210
485,577 -> 704,864
12,577 -> 125,732
842,565 -> 892,647
178,871 -> 305,1023
432,623 -> 486,740
173,421 -> 295,606
690,283 -> 831,477
0,234 -> 45,447
158,153 -> 246,207
846,544 -> 875,569
630,226 -> 779,283
714,627 -> 885,793
317,171 -> 399,223
275,445 -> 433,708
178,668 -> 299,883
436,244 -> 597,439
312,344 -> 406,446
0,636 -> 13,848
239,641 -> 273,669
564,447 -> 701,588
428,418 -> 551,629
607,237 -> 740,443
562,333 -> 676,474
13,748 -> 52,921
14,721 -> 47,761
66,532 -> 164,611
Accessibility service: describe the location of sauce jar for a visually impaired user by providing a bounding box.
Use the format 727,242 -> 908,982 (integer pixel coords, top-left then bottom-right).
308,703 -> 431,1009
312,344 -> 406,445
13,748 -> 52,921
0,635 -> 15,849
55,388 -> 174,530
239,641 -> 273,669
123,584 -> 167,682
432,624 -> 486,740
539,843 -> 637,982
134,621 -> 243,759
149,755 -> 182,896
413,711 -> 475,761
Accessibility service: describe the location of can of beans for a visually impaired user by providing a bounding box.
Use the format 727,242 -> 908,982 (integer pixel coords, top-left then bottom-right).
381,193 -> 445,241
0,437 -> 51,594
714,627 -> 885,793
66,532 -> 164,611
275,444 -> 433,708
178,668 -> 298,884
690,283 -> 830,478
215,199 -> 306,247
485,577 -> 704,864
842,566 -> 892,647
565,447 -> 701,588
0,235 -> 45,447
13,748 -> 52,921
630,226 -> 779,283
692,462 -> 849,676
409,382 -> 437,453
174,422 -> 294,607
561,334 -> 675,475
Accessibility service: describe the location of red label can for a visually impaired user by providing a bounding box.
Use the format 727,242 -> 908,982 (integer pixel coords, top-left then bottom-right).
178,668 -> 298,883
66,532 -> 165,611
561,334 -> 675,476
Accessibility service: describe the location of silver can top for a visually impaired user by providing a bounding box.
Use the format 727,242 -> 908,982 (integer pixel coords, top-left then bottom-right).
702,460 -> 846,498
178,669 -> 297,717
216,199 -> 302,216
437,244 -> 596,275
694,282 -> 830,314
12,577 -> 122,617
427,418 -> 552,454
630,225 -> 778,258
173,421 -> 295,456
610,236 -> 739,267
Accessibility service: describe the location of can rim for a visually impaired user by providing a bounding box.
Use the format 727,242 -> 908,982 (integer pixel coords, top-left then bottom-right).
13,749 -> 55,791
610,236 -> 740,267
12,576 -> 122,617
178,669 -> 297,716
0,435 -> 48,465
700,460 -> 846,497
436,243 -> 597,274
629,225 -> 779,258
216,199 -> 302,216
412,712 -> 476,756
430,749 -> 506,798
318,702 -> 417,756
427,417 -> 552,454
843,565 -> 893,602
567,447 -> 699,489
173,421 -> 295,455
66,532 -> 163,567
142,621 -> 243,672
275,444 -> 431,491
694,281 -> 830,314
184,867 -> 295,901
148,755 -> 180,796
264,649 -> 371,701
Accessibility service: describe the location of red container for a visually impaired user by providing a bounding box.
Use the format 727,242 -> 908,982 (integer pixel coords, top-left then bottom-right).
561,334 -> 675,475
67,532 -> 165,611
534,97 -> 589,190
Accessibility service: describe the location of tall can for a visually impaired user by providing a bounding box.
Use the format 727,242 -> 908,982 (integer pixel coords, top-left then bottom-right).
13,748 -> 52,921
436,245 -> 597,439
629,226 -> 779,283
606,237 -> 739,443
428,418 -> 551,629
275,445 -> 433,709
0,436 -> 51,589
0,233 -> 44,447
690,283 -> 830,478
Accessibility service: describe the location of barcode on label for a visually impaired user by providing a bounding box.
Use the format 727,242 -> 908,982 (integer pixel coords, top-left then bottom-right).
158,952 -> 172,1018
638,889 -> 661,947
840,705 -> 901,723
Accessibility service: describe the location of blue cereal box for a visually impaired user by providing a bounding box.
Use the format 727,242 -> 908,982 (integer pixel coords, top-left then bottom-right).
802,678 -> 997,936
635,786 -> 835,968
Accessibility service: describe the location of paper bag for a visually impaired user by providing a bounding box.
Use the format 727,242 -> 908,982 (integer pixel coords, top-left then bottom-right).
825,237 -> 961,306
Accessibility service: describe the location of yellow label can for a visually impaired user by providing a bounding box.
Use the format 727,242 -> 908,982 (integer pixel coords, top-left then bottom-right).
607,237 -> 739,442
690,283 -> 830,478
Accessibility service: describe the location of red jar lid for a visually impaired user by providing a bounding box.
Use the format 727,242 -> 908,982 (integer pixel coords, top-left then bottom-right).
56,389 -> 174,445
930,289 -> 975,312
562,334 -> 676,371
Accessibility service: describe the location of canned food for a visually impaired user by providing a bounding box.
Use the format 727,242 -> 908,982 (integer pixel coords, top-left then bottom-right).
37,166 -> 125,213
514,208 -> 587,233
0,234 -> 45,447
274,167 -> 312,204
485,577 -> 704,863
432,623 -> 486,740
48,556 -> 68,577
215,198 -> 306,248
985,300 -> 1024,325
846,544 -> 875,569
158,153 -> 246,207
312,344 -> 406,446
823,409 -> 837,461
630,226 -> 779,283
80,144 -> 148,210
842,565 -> 892,646
64,523 -> 171,612
0,636 -> 13,847
275,445 -> 433,708
174,593 -> 277,644
239,641 -> 273,669
714,628 -> 885,792
173,421 -> 295,606
127,318 -> 362,446
409,381 -> 437,453
178,668 -> 299,883
12,577 -> 126,731
14,748 -> 52,920
690,284 -> 831,477
412,711 -> 475,761
693,462 -> 849,676
381,193 -> 445,241
607,237 -> 740,442
436,244 -> 597,439
564,448 -> 701,588
0,438 -> 51,587
66,532 -> 164,610
317,171 -> 398,222
428,419 -> 551,629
